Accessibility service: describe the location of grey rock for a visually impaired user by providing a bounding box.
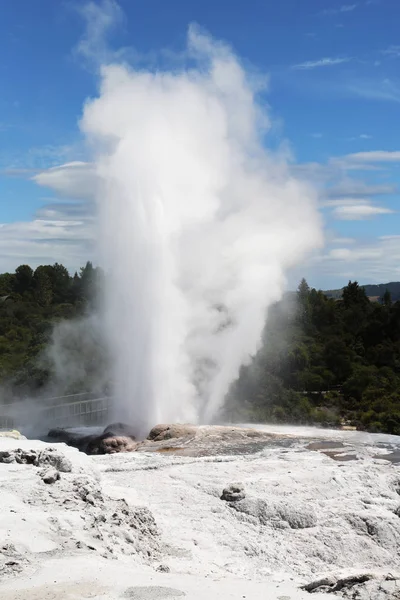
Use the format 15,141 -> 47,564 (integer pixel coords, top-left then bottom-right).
147,424 -> 195,442
41,468 -> 60,484
156,564 -> 171,573
37,448 -> 73,473
0,450 -> 17,464
231,497 -> 317,529
0,448 -> 38,465
221,482 -> 246,502
0,447 -> 73,474
85,434 -> 137,455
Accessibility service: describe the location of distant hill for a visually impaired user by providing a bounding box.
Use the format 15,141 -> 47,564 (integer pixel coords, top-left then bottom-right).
324,281 -> 400,302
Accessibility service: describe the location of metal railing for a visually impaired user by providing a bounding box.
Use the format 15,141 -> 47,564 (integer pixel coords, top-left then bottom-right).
43,396 -> 111,427
0,393 -> 112,432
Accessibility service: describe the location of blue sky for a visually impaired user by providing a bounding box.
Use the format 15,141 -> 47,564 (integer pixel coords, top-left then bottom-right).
1,0 -> 400,288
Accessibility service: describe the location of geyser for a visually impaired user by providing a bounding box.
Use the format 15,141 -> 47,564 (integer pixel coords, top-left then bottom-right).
81,27 -> 322,434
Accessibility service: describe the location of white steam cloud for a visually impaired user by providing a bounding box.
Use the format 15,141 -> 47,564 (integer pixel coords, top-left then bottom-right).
79,26 -> 322,433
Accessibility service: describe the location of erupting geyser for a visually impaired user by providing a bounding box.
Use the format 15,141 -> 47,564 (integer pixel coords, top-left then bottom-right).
80,27 -> 322,435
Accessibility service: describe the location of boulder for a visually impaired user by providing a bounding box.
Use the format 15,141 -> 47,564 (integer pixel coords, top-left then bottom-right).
86,434 -> 137,455
156,564 -> 171,573
37,448 -> 72,473
47,428 -> 100,452
147,424 -> 196,442
41,467 -> 60,484
221,482 -> 246,502
0,448 -> 37,465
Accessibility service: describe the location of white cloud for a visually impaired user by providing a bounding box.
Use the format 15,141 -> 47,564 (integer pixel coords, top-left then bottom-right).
328,150 -> 400,171
345,78 -> 400,102
312,236 -> 400,284
331,237 -> 357,245
0,143 -> 82,171
342,150 -> 400,162
322,197 -> 364,207
328,248 -> 353,259
290,147 -> 400,283
380,235 -> 400,241
332,203 -> 394,220
322,4 -> 357,15
292,57 -> 350,70
75,0 -> 124,66
0,212 -> 93,273
382,45 -> 400,58
33,162 -> 98,200
310,132 -> 323,138
0,161 -> 98,272
325,181 -> 396,198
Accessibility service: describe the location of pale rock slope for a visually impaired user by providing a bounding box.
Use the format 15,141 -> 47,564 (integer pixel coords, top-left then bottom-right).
0,426 -> 400,599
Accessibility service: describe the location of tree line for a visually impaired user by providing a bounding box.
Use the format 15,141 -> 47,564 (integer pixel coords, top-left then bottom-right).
0,262 -> 103,395
1,262 -> 400,435
225,279 -> 400,435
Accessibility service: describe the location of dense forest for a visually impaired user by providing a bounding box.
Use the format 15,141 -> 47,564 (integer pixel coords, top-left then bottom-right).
1,262 -> 400,435
226,279 -> 400,435
0,262 -> 105,398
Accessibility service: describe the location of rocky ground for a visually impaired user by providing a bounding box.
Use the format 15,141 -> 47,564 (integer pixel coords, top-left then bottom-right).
0,424 -> 400,599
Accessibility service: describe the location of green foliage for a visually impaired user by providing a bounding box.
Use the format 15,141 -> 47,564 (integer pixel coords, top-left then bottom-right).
2,263 -> 400,436
224,279 -> 400,434
0,262 -> 103,395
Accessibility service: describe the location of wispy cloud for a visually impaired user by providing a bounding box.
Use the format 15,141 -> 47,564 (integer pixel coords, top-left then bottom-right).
33,162 -> 98,200
332,203 -> 394,220
310,133 -> 323,138
322,196 -> 394,220
331,237 -> 357,245
292,57 -> 351,70
382,45 -> 400,58
321,4 -> 357,15
314,235 -> 400,284
326,181 -> 396,198
345,78 -> 400,102
0,161 -> 98,272
345,133 -> 373,141
0,203 -> 93,273
74,0 -> 124,67
0,143 -> 84,171
342,150 -> 400,163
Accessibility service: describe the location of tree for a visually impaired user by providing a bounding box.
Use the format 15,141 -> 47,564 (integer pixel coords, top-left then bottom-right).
79,261 -> 95,302
33,269 -> 53,306
0,273 -> 15,296
342,280 -> 369,309
297,278 -> 310,302
14,265 -> 34,295
297,278 -> 312,329
382,288 -> 392,307
47,263 -> 70,302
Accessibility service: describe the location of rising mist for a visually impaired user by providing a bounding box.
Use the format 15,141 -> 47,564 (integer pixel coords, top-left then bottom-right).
79,27 -> 323,434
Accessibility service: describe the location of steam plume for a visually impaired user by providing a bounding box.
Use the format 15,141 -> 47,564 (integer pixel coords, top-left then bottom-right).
80,26 -> 323,434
